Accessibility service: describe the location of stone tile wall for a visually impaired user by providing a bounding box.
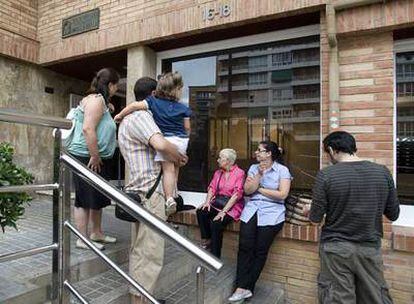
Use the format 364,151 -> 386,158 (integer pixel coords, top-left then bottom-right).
0,56 -> 88,182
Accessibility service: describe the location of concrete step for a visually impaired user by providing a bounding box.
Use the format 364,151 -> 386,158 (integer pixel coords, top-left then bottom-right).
71,257 -> 285,304
155,260 -> 284,304
70,240 -> 199,304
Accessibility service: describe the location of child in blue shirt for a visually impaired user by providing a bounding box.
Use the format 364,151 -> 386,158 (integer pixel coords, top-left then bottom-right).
115,72 -> 191,215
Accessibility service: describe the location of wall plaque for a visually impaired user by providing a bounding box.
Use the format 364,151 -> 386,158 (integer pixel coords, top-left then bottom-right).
62,9 -> 100,38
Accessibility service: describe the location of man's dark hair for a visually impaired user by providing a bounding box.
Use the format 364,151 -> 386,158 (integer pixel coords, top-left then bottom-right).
323,131 -> 357,155
134,77 -> 157,100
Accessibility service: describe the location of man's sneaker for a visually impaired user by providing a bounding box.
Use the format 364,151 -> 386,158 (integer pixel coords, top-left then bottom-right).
165,197 -> 177,216
228,289 -> 253,302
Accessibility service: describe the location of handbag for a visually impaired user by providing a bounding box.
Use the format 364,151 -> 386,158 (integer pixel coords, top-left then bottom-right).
115,171 -> 162,222
62,107 -> 80,148
211,172 -> 231,210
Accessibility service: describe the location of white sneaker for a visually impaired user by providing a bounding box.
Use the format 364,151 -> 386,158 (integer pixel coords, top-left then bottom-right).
165,197 -> 177,216
76,239 -> 105,250
228,289 -> 253,302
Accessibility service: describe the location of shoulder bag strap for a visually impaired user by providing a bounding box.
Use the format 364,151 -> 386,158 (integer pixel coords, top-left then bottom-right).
215,171 -> 223,195
145,169 -> 163,200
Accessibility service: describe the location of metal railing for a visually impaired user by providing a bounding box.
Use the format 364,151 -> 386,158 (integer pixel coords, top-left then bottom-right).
0,108 -> 223,304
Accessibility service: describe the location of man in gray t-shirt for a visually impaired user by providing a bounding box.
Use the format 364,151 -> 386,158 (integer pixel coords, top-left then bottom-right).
309,131 -> 399,304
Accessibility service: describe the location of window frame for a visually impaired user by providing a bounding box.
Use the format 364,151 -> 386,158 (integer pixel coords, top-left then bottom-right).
155,24 -> 321,205
393,38 -> 414,226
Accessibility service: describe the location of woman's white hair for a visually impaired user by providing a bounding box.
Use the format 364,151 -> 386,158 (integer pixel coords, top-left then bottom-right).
219,148 -> 237,165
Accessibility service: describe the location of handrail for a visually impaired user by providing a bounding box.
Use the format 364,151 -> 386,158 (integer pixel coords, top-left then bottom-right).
0,183 -> 59,193
60,152 -> 223,273
63,281 -> 88,304
0,108 -> 72,129
0,243 -> 58,263
65,221 -> 159,304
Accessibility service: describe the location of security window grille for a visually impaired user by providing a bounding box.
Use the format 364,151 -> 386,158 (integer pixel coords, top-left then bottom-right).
397,83 -> 414,97
272,52 -> 292,66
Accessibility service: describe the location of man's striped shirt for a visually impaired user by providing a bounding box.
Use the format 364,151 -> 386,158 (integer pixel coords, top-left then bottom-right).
310,161 -> 400,247
118,111 -> 162,194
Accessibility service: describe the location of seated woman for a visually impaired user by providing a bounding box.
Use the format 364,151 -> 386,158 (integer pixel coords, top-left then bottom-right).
196,148 -> 245,258
228,141 -> 292,302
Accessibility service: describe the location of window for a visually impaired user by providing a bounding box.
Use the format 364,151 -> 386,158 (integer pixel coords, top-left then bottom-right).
162,35 -> 321,194
273,88 -> 293,101
249,55 -> 267,68
249,72 -> 267,85
396,51 -> 414,205
292,48 -> 319,63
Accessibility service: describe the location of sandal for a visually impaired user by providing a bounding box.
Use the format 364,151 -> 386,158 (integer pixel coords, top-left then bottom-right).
90,233 -> 117,244
76,239 -> 105,250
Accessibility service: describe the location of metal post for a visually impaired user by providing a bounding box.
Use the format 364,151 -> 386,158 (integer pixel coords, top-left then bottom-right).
196,266 -> 205,304
51,129 -> 61,304
59,166 -> 72,304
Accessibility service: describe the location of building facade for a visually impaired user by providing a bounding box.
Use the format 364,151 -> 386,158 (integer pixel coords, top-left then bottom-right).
1,1 -> 414,303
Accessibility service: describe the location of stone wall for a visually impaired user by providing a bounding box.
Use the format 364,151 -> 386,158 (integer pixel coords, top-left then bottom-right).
0,55 -> 88,182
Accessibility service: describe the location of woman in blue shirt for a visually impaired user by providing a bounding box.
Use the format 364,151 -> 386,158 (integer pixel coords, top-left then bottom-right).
228,141 -> 292,302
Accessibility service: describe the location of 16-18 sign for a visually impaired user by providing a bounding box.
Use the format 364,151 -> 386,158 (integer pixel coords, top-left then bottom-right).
202,4 -> 231,21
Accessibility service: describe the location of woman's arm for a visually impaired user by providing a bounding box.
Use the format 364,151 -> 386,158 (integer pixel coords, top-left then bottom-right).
221,193 -> 239,213
82,96 -> 104,172
213,192 -> 239,221
199,171 -> 219,210
198,188 -> 215,211
244,173 -> 261,195
205,188 -> 215,205
257,178 -> 291,201
114,101 -> 147,122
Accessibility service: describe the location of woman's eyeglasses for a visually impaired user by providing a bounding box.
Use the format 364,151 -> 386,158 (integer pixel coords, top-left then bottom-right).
256,148 -> 267,153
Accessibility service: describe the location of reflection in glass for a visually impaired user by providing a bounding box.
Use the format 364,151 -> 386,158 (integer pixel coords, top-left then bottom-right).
396,52 -> 414,205
165,35 -> 321,194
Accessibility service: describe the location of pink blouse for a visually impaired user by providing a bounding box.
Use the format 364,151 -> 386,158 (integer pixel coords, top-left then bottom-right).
208,165 -> 246,221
